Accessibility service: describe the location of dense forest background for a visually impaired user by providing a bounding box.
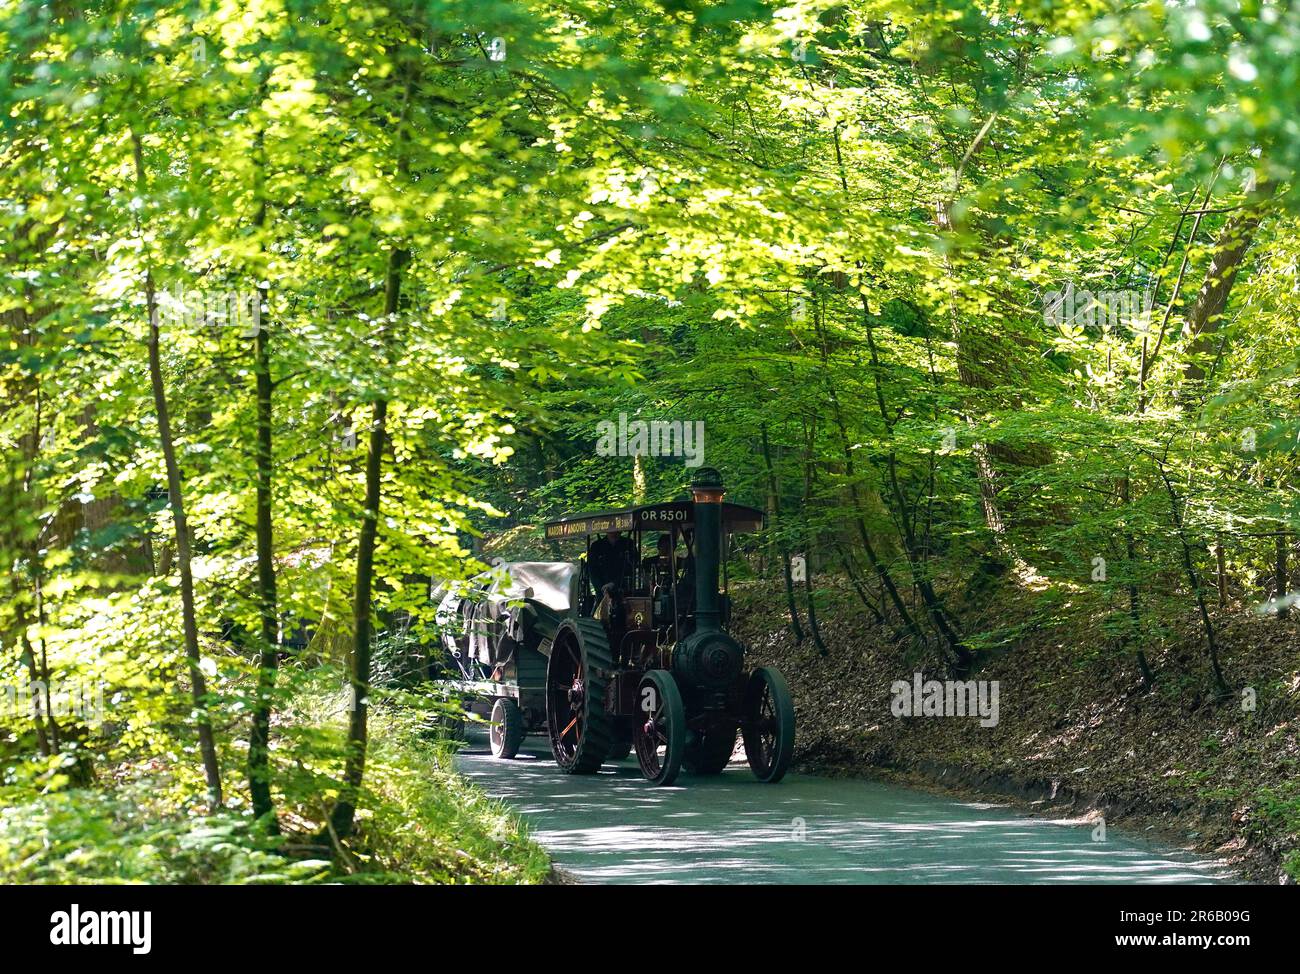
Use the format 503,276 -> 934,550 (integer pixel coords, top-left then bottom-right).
3,0 -> 1300,882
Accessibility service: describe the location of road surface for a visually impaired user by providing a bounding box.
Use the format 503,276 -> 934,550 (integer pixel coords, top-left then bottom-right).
454,732 -> 1232,884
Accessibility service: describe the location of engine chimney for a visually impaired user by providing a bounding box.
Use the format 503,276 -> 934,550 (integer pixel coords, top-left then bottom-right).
672,467 -> 743,690
690,466 -> 725,634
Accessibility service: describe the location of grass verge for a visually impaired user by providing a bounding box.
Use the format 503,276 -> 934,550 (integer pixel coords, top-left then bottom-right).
0,685 -> 551,885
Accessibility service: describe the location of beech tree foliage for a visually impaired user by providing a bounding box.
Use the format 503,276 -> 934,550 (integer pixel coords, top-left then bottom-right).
2,0 -> 1297,870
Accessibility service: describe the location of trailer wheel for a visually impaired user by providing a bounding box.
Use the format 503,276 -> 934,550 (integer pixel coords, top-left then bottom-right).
634,670 -> 685,786
742,667 -> 795,783
489,697 -> 525,759
685,719 -> 737,775
545,619 -> 614,773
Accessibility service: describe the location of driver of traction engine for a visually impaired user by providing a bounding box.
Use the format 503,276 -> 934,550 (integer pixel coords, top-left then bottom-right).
642,532 -> 674,590
589,529 -> 636,621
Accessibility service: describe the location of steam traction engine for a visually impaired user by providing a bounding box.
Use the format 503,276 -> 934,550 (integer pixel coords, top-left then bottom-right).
437,467 -> 795,786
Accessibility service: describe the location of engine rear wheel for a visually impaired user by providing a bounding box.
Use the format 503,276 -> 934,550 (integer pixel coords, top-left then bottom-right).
489,697 -> 524,759
545,619 -> 613,773
685,718 -> 737,775
741,666 -> 795,783
633,670 -> 685,786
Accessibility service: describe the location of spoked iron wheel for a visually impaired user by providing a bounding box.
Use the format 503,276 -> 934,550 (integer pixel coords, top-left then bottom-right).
741,666 -> 795,783
545,619 -> 613,773
633,670 -> 685,786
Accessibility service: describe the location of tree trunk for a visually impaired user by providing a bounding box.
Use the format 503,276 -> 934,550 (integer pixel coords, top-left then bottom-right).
1119,477 -> 1153,688
632,452 -> 647,504
248,283 -> 280,828
2,307 -> 61,755
331,245 -> 406,839
808,314 -> 919,637
1214,535 -> 1228,609
835,541 -> 887,627
801,555 -> 829,657
144,270 -> 224,806
1276,531 -> 1290,620
800,423 -> 829,657
1157,466 -> 1228,700
849,299 -> 968,668
760,423 -> 804,642
133,130 -> 223,807
14,612 -> 51,756
247,105 -> 280,828
1184,182 -> 1277,382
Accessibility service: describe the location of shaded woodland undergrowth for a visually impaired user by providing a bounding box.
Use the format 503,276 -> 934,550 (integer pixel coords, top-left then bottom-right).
0,671 -> 551,885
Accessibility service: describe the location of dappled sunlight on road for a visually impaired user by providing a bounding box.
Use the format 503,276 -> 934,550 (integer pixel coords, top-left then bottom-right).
455,732 -> 1232,885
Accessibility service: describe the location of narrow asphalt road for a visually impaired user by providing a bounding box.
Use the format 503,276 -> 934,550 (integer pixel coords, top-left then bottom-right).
455,731 -> 1232,884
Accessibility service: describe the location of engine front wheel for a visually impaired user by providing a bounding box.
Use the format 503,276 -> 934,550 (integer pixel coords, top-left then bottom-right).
741,666 -> 795,783
633,670 -> 685,786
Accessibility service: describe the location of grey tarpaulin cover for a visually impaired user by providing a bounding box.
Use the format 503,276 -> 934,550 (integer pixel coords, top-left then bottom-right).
480,562 -> 577,659
434,562 -> 578,666
486,561 -> 578,612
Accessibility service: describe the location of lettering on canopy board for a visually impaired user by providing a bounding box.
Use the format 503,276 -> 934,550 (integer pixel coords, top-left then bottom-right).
544,512 -> 634,539
638,506 -> 690,528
